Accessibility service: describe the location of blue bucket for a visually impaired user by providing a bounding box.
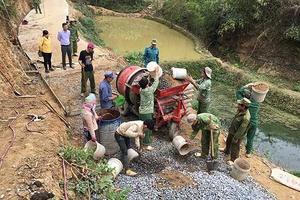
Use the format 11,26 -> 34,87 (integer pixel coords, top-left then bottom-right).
96,109 -> 121,155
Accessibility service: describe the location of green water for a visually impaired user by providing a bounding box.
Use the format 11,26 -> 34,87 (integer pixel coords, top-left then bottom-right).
95,16 -> 206,61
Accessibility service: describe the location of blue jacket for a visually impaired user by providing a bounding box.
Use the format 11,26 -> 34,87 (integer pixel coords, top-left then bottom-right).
99,80 -> 112,109
142,46 -> 159,67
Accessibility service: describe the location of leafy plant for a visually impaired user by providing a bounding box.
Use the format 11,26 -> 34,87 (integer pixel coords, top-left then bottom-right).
289,170 -> 300,178
284,24 -> 300,42
59,144 -> 129,199
293,85 -> 300,92
123,51 -> 143,65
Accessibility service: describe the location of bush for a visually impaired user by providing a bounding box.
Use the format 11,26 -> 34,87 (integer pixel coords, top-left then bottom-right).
123,51 -> 143,65
284,24 -> 300,42
59,144 -> 129,199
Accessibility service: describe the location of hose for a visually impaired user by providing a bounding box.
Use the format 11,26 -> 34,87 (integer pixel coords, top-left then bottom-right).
0,103 -> 23,168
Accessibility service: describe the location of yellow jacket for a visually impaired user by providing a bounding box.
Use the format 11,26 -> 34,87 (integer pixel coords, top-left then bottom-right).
38,36 -> 51,53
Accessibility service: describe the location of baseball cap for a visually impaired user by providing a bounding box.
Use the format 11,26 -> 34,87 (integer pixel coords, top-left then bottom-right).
104,71 -> 117,78
87,42 -> 94,49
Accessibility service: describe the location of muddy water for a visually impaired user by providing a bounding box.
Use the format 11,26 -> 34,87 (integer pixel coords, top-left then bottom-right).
255,124 -> 300,171
95,16 -> 205,61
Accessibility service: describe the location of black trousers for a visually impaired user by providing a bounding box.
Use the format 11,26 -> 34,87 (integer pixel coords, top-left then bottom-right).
61,45 -> 72,67
114,132 -> 130,170
42,52 -> 52,70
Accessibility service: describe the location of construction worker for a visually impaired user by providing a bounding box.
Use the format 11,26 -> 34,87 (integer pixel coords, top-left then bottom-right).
224,98 -> 251,164
186,67 -> 212,114
99,71 -> 118,109
138,62 -> 159,151
187,113 -> 221,159
68,18 -> 80,56
236,83 -> 260,158
82,93 -> 100,142
31,0 -> 42,14
142,39 -> 159,67
114,119 -> 155,176
57,23 -> 73,70
79,42 -> 96,97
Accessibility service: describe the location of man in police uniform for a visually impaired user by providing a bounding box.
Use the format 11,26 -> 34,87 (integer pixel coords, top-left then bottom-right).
224,98 -> 251,164
68,18 -> 80,56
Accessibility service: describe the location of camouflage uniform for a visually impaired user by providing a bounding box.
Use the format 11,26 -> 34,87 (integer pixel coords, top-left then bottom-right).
195,78 -> 211,114
32,0 -> 41,14
225,109 -> 251,161
236,86 -> 260,154
189,113 -> 221,159
139,77 -> 159,145
68,23 -> 79,55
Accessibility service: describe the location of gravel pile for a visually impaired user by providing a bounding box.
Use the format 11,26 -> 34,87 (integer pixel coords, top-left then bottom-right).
112,133 -> 277,200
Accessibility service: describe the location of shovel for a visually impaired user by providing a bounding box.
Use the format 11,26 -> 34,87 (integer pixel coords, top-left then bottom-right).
206,115 -> 219,171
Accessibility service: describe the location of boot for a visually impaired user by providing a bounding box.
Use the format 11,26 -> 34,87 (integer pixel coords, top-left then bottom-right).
126,169 -> 137,176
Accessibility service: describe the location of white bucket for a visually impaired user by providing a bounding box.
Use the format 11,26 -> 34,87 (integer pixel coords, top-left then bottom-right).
172,135 -> 190,155
251,82 -> 269,102
127,148 -> 139,162
84,141 -> 106,159
172,67 -> 187,79
230,158 -> 251,181
107,158 -> 123,178
146,61 -> 163,78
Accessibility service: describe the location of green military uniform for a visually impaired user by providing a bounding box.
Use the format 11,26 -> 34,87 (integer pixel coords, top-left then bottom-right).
195,78 -> 211,114
68,23 -> 79,55
139,77 -> 159,145
236,86 -> 260,154
225,108 -> 251,161
189,113 -> 221,159
32,0 -> 42,14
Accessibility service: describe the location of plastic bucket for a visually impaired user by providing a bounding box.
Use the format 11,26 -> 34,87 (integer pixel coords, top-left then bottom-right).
84,141 -> 106,159
251,82 -> 269,102
128,148 -> 139,162
107,158 -> 123,178
172,135 -> 190,155
172,67 -> 187,79
147,61 -> 163,78
230,158 -> 251,181
113,95 -> 125,106
96,109 -> 121,155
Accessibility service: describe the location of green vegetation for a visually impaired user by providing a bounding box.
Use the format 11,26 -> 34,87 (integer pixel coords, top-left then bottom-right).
294,85 -> 300,92
123,51 -> 143,65
285,24 -> 300,42
73,3 -> 104,46
59,144 -> 129,199
71,0 -> 149,13
289,170 -> 300,178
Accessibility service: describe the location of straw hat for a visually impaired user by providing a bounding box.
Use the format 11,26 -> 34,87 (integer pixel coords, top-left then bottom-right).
204,67 -> 212,79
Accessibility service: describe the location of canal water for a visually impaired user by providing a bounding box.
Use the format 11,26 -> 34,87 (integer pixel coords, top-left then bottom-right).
96,16 -> 300,171
95,16 -> 206,61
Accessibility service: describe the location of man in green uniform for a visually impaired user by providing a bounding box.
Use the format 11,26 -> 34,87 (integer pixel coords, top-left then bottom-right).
138,63 -> 159,151
187,113 -> 221,159
236,83 -> 260,158
32,0 -> 42,14
224,98 -> 251,163
187,67 -> 212,114
68,18 -> 80,56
